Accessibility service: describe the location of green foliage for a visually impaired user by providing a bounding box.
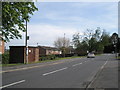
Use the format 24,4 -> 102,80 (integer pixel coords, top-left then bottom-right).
75,41 -> 88,56
2,53 -> 9,64
40,55 -> 56,61
2,2 -> 38,42
96,42 -> 104,53
72,27 -> 112,54
101,30 -> 111,46
88,37 -> 97,52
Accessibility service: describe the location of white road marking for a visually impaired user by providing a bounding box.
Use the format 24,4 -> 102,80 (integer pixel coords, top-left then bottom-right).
43,67 -> 68,76
72,63 -> 82,67
0,80 -> 25,89
101,61 -> 108,69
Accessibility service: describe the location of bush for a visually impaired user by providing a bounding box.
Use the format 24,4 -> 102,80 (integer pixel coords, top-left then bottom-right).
40,55 -> 56,61
55,54 -> 75,58
64,54 -> 74,57
2,53 -> 9,64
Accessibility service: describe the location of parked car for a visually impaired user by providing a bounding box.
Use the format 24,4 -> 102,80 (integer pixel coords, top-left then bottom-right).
87,53 -> 95,58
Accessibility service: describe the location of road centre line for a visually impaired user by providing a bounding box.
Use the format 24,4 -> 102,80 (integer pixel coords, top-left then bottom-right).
72,63 -> 82,67
43,67 -> 68,76
0,80 -> 25,89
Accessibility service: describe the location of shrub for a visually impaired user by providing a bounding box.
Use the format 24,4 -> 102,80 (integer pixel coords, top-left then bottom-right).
40,55 -> 56,61
2,53 -> 9,64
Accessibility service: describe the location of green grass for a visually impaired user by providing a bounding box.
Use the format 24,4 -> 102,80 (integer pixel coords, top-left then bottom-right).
1,56 -> 85,67
1,63 -> 24,67
117,56 -> 120,59
95,54 -> 102,56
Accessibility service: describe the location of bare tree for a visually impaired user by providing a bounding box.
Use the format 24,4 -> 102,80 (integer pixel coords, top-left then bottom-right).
54,37 -> 70,48
54,37 -> 70,55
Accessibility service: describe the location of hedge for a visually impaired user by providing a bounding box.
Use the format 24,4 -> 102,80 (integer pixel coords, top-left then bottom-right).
40,55 -> 56,61
39,54 -> 75,61
2,53 -> 9,64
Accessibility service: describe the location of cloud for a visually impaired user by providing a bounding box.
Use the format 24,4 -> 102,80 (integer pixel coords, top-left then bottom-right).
6,24 -> 83,49
31,2 -> 117,30
27,24 -> 82,43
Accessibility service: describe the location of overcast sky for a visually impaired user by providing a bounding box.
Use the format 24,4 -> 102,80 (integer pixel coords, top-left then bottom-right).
6,2 -> 118,49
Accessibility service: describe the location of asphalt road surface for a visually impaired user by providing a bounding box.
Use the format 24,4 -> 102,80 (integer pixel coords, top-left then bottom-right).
1,54 -> 118,89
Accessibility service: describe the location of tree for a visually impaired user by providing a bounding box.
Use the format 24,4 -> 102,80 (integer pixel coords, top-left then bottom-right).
93,27 -> 101,41
72,33 -> 80,48
111,33 -> 118,45
76,40 -> 89,55
84,29 -> 94,41
72,27 -> 111,54
101,30 -> 110,46
1,2 -> 38,42
54,37 -> 70,55
83,28 -> 98,52
111,33 -> 119,53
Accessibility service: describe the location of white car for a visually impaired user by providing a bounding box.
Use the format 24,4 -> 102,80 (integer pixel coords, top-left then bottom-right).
87,53 -> 95,58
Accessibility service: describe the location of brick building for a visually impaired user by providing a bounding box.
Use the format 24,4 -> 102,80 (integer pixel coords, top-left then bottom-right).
0,40 -> 5,54
38,46 -> 62,56
9,46 -> 39,63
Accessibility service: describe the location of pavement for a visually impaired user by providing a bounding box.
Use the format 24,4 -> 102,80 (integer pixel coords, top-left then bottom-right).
1,54 -> 119,89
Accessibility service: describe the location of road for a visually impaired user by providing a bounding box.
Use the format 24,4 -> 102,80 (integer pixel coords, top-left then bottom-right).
1,54 -> 118,89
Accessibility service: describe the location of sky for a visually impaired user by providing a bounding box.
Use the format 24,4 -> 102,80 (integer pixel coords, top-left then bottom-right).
6,2 -> 118,49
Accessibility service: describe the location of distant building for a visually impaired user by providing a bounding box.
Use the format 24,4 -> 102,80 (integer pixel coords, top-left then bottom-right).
38,46 -> 62,56
0,40 -> 5,54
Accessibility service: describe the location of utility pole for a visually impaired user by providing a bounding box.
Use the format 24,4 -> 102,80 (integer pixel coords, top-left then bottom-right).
25,19 -> 28,64
37,43 -> 39,46
63,33 -> 65,57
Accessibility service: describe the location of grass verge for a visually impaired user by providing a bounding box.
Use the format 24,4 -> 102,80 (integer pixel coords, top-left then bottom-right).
2,56 -> 84,67
1,63 -> 24,67
117,56 -> 120,60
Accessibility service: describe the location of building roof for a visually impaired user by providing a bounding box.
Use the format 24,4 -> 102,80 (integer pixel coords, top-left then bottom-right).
38,46 -> 60,51
9,46 -> 38,48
